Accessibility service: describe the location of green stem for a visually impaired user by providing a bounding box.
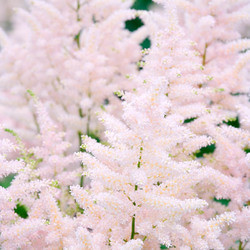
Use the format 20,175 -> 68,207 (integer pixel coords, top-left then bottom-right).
137,144 -> 143,168
74,30 -> 82,49
78,108 -> 85,187
239,240 -> 243,250
80,174 -> 84,187
202,43 -> 208,66
78,130 -> 85,187
76,0 -> 82,21
130,143 -> 143,240
131,215 -> 136,239
32,112 -> 40,133
78,108 -> 91,187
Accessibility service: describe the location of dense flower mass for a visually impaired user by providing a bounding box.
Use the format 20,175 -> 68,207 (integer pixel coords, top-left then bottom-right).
0,0 -> 249,249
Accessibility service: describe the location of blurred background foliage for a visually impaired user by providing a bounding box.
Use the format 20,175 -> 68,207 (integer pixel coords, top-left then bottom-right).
125,0 -> 154,49
131,0 -> 153,10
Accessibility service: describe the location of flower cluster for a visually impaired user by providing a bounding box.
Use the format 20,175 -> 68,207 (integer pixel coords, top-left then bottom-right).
0,0 -> 146,149
0,0 -> 249,249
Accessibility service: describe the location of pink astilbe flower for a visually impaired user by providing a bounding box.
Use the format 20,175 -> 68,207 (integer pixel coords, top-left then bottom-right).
171,0 -> 250,163
0,96 -> 82,249
0,0 -> 145,149
151,0 -> 250,247
0,137 -> 23,178
0,0 -> 249,249
70,7 -> 245,248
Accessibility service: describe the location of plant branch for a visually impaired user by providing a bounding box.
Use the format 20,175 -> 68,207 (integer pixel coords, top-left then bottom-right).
202,43 -> 208,66
131,215 -> 136,239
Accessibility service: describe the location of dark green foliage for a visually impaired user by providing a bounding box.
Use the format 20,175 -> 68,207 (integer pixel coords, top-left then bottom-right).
114,91 -> 124,101
230,92 -> 249,99
132,0 -> 153,10
184,117 -> 197,124
103,98 -> 109,105
160,245 -> 169,249
140,37 -> 151,49
194,143 -> 216,158
160,245 -> 168,249
88,131 -> 101,143
239,48 -> 250,53
125,1 -> 153,49
213,197 -> 231,206
14,203 -> 28,219
78,130 -> 101,153
244,201 -> 250,206
125,17 -> 143,32
244,148 -> 250,153
160,245 -> 176,249
231,92 -> 241,96
125,0 -> 153,32
223,116 -> 240,128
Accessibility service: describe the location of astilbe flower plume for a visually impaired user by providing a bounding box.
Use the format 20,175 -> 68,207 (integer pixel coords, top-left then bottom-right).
0,0 -> 146,148
0,0 -> 249,249
169,1 -> 250,247
70,4 -> 248,249
0,93 -> 81,249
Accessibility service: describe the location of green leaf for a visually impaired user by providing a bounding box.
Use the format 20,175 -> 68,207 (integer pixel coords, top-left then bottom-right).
131,0 -> 153,10
125,17 -> 143,32
74,29 -> 82,49
223,116 -> 240,128
244,148 -> 250,153
50,180 -> 61,189
160,245 -> 176,249
4,128 -> 18,137
213,197 -> 231,207
184,117 -> 197,124
14,203 -> 28,219
27,89 -> 35,97
87,131 -> 101,143
160,245 -> 168,249
140,37 -> 151,49
194,143 -> 216,158
0,174 -> 15,188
